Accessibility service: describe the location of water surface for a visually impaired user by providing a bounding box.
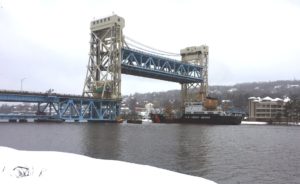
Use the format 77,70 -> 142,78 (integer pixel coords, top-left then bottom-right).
0,122 -> 299,184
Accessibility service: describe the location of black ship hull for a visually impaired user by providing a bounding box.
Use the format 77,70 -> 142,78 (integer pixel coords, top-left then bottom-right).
150,113 -> 242,125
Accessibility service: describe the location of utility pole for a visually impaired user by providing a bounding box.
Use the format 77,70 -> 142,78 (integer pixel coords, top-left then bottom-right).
21,77 -> 26,91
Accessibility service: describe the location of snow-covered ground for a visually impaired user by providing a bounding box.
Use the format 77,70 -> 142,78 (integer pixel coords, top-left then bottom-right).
0,147 -> 216,184
242,121 -> 300,126
241,121 -> 268,125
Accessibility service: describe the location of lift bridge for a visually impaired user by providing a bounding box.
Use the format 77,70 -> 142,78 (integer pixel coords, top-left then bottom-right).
0,15 -> 208,122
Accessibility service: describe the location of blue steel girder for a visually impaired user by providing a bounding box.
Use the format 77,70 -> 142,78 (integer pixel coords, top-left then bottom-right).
0,93 -> 58,103
121,48 -> 203,84
0,90 -> 120,122
57,97 -> 119,121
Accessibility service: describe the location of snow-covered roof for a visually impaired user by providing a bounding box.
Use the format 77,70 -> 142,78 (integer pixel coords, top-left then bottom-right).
248,97 -> 262,101
287,84 -> 300,88
274,85 -> 281,89
272,98 -> 283,102
222,100 -> 231,103
228,88 -> 237,92
249,96 -> 289,103
262,96 -> 273,101
284,97 -> 291,103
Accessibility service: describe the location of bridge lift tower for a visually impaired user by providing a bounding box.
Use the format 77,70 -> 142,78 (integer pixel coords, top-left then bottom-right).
83,15 -> 125,99
82,14 -> 207,111
180,46 -> 209,105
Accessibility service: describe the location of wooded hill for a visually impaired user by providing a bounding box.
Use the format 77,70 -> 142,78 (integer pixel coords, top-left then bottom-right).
123,80 -> 300,113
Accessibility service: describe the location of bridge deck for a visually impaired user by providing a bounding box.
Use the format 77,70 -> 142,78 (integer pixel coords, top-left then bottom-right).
121,48 -> 203,83
0,90 -> 120,122
0,90 -> 119,103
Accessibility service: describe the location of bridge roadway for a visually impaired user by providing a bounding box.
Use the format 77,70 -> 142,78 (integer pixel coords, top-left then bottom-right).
122,48 -> 203,83
0,90 -> 117,102
0,90 -> 120,122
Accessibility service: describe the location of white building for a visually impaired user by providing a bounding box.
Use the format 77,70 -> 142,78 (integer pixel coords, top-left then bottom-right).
248,96 -> 290,121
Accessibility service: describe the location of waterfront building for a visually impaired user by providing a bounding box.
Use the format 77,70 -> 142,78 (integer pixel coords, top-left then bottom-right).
248,96 -> 290,122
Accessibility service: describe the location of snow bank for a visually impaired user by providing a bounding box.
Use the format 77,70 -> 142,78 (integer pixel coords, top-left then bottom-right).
241,121 -> 268,125
0,147 -> 216,184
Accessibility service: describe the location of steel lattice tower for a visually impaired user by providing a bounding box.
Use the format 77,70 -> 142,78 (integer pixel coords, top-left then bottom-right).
180,46 -> 209,106
83,15 -> 125,99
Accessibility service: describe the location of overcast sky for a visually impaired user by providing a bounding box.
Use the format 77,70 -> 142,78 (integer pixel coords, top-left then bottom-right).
0,0 -> 300,95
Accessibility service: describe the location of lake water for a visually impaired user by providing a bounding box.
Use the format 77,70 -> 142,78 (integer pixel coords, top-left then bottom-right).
0,122 -> 299,184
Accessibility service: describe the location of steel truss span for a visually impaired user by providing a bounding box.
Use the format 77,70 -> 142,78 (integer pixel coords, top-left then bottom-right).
121,48 -> 203,83
0,90 -> 120,122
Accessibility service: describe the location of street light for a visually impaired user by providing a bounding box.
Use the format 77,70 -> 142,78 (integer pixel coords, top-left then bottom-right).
21,77 -> 26,91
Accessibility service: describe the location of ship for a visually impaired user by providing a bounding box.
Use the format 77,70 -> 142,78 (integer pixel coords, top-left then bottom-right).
149,46 -> 243,125
150,97 -> 243,125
